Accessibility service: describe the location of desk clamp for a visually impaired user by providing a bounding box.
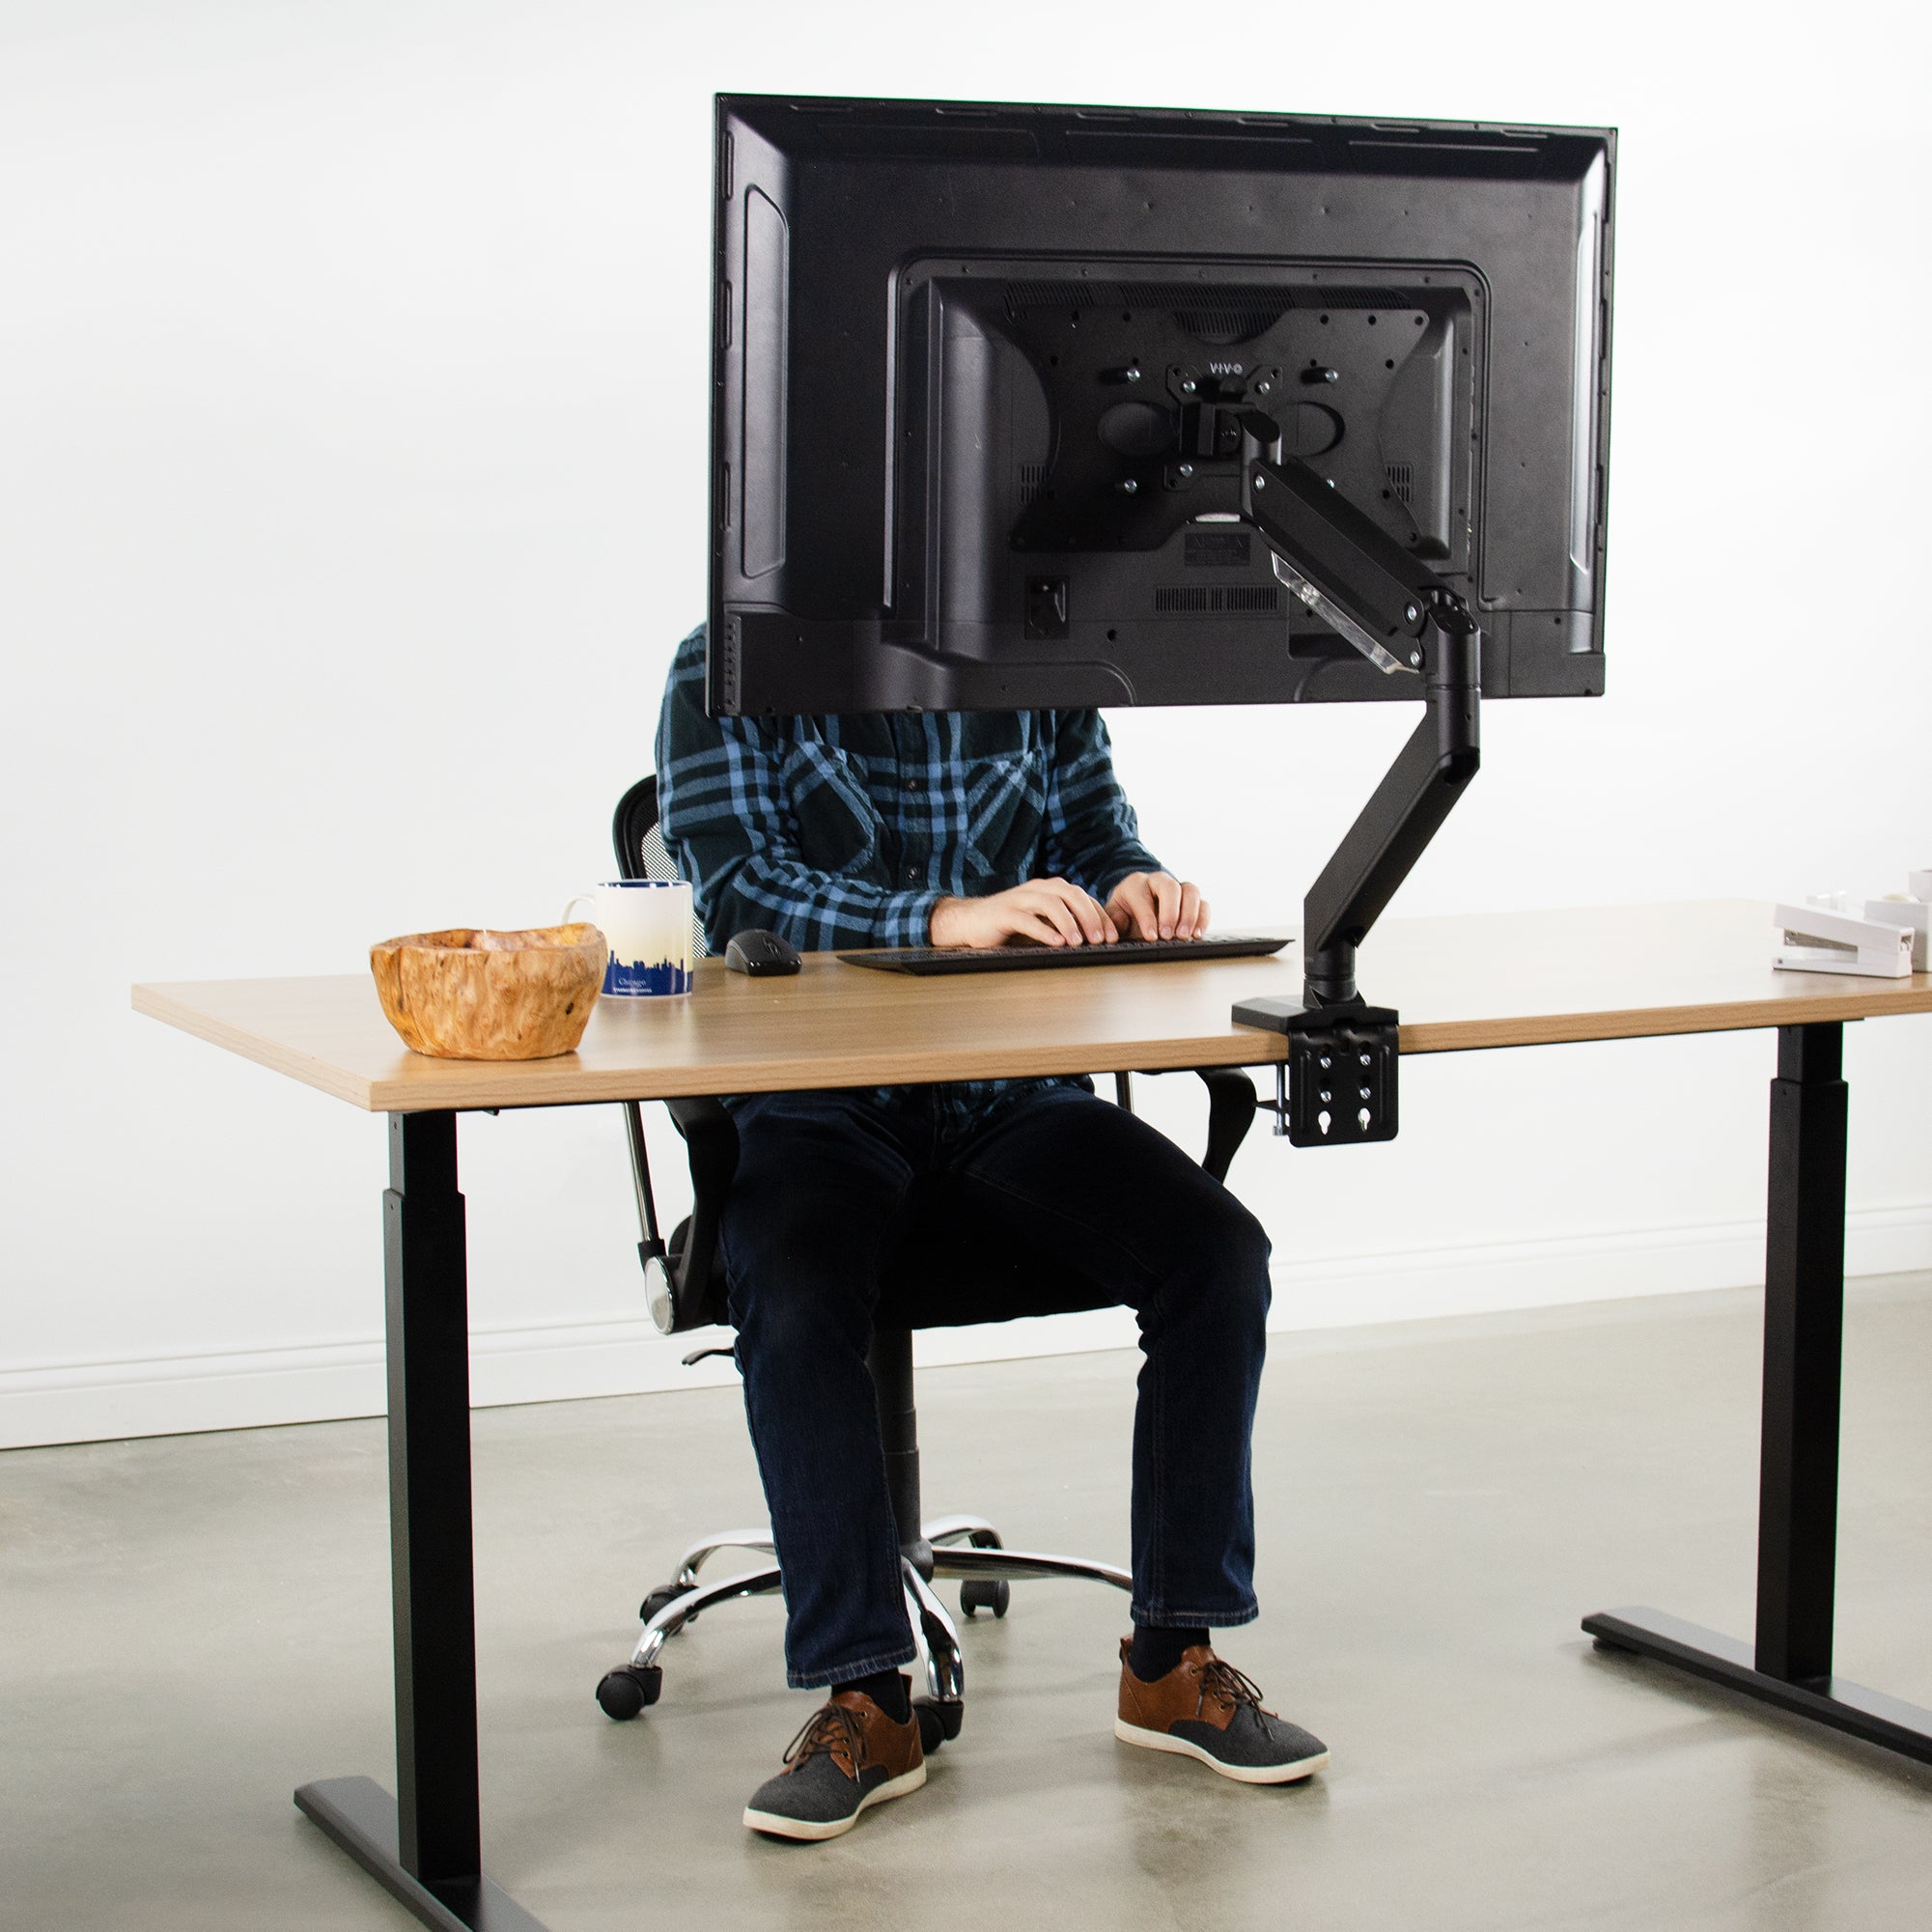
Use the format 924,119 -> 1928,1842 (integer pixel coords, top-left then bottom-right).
1253,1007 -> 1401,1147
1230,440 -> 1481,1146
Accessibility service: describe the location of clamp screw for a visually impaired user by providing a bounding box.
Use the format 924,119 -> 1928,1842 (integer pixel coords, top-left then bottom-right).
1180,378 -> 1196,394
1255,378 -> 1273,395
1405,604 -> 1418,623
1410,649 -> 1423,668
1253,473 -> 1266,490
1177,462 -> 1194,478
1118,478 -> 1138,494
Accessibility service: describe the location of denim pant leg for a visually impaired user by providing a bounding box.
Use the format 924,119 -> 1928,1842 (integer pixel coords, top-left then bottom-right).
950,1087 -> 1273,1628
720,1090 -> 925,1689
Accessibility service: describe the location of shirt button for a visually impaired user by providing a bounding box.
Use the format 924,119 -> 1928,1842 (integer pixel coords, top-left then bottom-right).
906,777 -> 922,791
905,867 -> 919,882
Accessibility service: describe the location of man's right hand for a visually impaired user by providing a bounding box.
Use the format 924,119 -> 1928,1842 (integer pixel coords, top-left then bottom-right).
930,880 -> 1118,950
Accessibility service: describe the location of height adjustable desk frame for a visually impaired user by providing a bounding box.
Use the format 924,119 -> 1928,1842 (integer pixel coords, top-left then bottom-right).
133,907 -> 1932,1932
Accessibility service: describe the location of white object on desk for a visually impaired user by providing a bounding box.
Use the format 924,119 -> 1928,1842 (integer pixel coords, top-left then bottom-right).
1868,896 -> 1931,971
1773,901 -> 1914,979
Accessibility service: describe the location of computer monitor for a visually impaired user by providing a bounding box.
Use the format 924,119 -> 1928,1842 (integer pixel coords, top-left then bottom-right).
707,94 -> 1614,718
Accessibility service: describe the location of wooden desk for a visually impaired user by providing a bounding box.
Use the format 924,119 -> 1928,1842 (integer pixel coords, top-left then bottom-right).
134,900 -> 1932,1932
133,900 -> 1932,1111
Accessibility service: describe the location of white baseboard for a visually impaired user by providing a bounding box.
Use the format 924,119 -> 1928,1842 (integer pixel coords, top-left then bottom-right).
4,1204 -> 1927,1450
0,1319 -> 746,1453
914,1201 -> 1932,1365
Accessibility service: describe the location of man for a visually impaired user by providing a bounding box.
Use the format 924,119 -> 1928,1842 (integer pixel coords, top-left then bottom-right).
656,623 -> 1327,1841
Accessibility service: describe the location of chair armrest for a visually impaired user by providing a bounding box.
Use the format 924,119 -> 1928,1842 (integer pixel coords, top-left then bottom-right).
1193,1069 -> 1257,1184
1115,1068 -> 1257,1184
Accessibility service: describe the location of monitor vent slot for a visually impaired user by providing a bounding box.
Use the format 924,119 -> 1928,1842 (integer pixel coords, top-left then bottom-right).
1302,290 -> 1406,311
1002,280 -> 1103,311
995,281 -> 1428,322
999,279 -> 1289,344
1016,462 -> 1046,506
1168,304 -> 1287,345
1153,585 -> 1279,614
1384,462 -> 1413,504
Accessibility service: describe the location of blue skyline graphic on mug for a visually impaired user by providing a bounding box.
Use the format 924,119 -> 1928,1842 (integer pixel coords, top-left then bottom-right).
605,955 -> 692,996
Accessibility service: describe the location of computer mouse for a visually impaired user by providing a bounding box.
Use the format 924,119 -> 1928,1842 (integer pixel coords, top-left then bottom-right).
725,928 -> 803,977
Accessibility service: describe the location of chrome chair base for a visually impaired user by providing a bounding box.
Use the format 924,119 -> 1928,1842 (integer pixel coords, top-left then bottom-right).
596,1514 -> 1131,1735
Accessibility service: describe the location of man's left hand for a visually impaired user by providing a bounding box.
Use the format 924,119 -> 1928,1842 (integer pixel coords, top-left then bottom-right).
1105,871 -> 1211,941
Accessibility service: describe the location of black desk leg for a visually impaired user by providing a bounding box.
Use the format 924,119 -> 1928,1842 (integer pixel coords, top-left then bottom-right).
1583,1022 -> 1932,1767
295,1110 -> 552,1931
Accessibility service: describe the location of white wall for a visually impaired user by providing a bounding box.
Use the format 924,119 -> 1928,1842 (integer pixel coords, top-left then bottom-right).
3,0 -> 1928,1448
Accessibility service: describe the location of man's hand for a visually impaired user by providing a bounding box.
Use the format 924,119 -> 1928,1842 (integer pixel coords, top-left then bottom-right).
1104,871 -> 1211,941
930,879 -> 1119,949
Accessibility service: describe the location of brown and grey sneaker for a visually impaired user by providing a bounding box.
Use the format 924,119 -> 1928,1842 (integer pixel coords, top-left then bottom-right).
1115,1639 -> 1329,1784
742,1680 -> 926,1840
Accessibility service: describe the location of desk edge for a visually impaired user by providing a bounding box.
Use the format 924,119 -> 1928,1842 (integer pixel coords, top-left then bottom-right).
131,965 -> 1932,1111
133,982 -> 380,1110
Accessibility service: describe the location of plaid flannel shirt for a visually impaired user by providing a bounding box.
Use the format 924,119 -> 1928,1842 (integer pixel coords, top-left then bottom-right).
655,624 -> 1163,1116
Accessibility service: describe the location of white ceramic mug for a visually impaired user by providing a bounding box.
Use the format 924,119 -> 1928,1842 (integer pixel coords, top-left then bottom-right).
563,881 -> 694,996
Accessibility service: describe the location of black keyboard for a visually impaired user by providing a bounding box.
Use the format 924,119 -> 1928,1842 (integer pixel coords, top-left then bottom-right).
837,934 -> 1292,975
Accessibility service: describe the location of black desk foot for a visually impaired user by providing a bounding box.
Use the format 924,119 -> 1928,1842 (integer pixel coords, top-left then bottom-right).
1585,1030 -> 1932,1777
1582,1609 -> 1932,1767
295,1778 -> 550,1932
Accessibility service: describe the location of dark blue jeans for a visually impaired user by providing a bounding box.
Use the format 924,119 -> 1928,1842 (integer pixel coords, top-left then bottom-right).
719,1080 -> 1273,1689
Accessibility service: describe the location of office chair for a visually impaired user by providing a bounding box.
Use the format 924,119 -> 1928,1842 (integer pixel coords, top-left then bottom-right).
595,774 -> 1260,1750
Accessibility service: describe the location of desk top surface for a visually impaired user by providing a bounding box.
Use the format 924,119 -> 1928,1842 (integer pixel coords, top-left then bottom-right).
133,900 -> 1932,1113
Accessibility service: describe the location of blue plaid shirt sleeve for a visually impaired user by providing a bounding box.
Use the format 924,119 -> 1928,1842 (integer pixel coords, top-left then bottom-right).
655,631 -> 942,952
1041,711 -> 1162,903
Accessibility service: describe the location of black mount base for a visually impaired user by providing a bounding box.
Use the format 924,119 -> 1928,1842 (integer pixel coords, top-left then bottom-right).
1582,1610 -> 1932,1767
295,1778 -> 551,1931
1232,997 -> 1399,1146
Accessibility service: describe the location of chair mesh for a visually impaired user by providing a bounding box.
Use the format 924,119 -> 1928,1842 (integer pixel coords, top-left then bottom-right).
638,820 -> 709,961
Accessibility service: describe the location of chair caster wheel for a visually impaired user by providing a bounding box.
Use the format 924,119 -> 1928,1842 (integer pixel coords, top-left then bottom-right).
960,1578 -> 1010,1619
639,1584 -> 691,1625
596,1664 -> 662,1720
913,1697 -> 965,1752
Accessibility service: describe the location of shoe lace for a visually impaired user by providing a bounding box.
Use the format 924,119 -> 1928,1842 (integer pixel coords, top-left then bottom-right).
1196,1658 -> 1269,1719
782,1701 -> 869,1774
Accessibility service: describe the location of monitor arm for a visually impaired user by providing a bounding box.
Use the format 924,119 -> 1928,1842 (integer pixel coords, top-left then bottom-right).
1230,434 -> 1483,1144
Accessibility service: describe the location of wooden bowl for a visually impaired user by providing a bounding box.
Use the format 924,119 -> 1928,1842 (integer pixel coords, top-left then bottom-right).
369,924 -> 609,1060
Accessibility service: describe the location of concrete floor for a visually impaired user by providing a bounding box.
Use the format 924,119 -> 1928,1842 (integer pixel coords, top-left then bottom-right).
4,1276 -> 1930,1932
